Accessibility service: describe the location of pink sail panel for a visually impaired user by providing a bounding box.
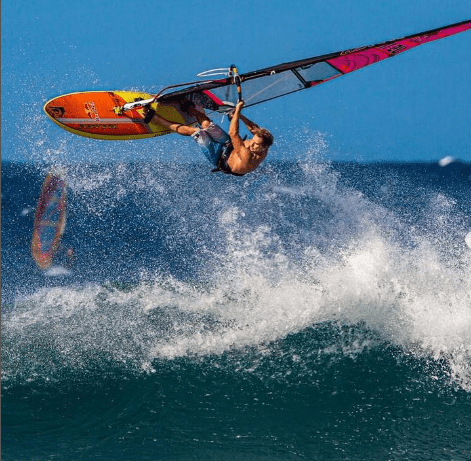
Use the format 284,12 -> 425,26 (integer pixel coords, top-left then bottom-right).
327,21 -> 471,74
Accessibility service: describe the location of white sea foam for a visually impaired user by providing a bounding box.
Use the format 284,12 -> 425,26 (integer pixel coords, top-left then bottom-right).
466,232 -> 471,249
3,150 -> 470,391
438,156 -> 456,167
44,265 -> 72,277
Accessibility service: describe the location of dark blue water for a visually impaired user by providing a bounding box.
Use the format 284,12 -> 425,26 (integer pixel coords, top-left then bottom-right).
2,157 -> 471,460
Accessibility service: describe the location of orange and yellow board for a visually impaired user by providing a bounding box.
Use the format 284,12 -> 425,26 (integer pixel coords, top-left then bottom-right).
44,91 -> 197,140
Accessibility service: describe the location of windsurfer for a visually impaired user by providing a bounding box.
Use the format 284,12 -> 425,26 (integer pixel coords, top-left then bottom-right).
148,100 -> 273,176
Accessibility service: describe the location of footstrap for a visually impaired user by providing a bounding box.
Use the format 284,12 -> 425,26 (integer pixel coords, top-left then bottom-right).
143,108 -> 156,124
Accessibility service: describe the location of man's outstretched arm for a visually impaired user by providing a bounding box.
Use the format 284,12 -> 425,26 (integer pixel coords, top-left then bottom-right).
229,106 -> 260,134
238,113 -> 260,134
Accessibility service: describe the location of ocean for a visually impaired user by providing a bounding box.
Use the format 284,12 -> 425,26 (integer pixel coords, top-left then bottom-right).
2,156 -> 471,460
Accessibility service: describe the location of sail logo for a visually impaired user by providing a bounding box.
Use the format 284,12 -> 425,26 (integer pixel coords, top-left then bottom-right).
410,34 -> 434,44
378,43 -> 408,56
84,101 -> 100,121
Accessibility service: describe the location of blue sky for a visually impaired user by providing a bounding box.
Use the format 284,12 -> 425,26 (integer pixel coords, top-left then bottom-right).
2,0 -> 470,163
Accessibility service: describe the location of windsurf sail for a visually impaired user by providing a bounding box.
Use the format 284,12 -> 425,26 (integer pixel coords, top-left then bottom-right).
154,19 -> 470,113
31,169 -> 67,270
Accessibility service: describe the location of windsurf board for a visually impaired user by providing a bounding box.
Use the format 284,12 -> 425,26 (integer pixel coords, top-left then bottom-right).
44,91 -> 197,140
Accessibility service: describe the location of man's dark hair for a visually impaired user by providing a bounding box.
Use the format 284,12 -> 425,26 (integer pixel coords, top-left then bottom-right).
254,128 -> 274,147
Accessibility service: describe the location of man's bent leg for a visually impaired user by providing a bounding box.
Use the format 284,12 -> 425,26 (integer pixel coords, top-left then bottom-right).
187,106 -> 211,129
204,123 -> 230,144
192,129 -> 220,166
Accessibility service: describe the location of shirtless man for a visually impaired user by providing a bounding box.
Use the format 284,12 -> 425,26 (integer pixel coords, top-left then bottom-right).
149,100 -> 273,176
